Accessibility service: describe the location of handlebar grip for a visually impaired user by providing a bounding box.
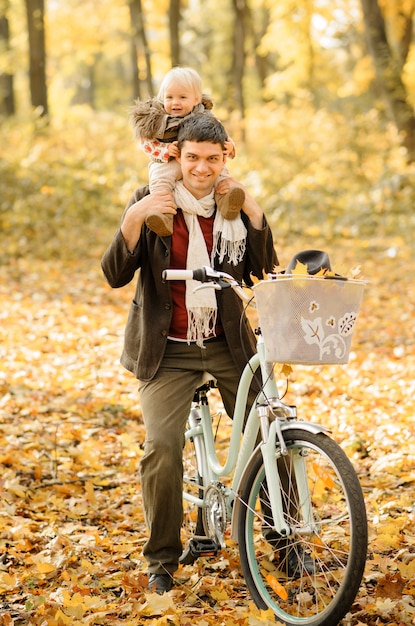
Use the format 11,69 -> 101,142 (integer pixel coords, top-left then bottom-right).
162,269 -> 195,281
162,268 -> 209,282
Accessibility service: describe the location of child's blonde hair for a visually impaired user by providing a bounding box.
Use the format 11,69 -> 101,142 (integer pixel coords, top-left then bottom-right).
157,67 -> 203,103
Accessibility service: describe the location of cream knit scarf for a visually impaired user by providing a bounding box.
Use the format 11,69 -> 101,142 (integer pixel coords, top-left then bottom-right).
174,181 -> 247,346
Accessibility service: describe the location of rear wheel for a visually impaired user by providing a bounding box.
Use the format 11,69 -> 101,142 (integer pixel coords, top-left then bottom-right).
238,429 -> 367,625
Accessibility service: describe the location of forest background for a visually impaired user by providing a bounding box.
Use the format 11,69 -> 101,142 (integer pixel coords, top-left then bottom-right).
1,0 -> 415,624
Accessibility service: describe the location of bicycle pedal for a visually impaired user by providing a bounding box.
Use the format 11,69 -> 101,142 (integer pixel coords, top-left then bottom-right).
180,537 -> 220,564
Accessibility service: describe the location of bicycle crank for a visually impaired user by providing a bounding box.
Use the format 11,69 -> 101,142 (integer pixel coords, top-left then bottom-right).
179,482 -> 227,565
202,482 -> 227,548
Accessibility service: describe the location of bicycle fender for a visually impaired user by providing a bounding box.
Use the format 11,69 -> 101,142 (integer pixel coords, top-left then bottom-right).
280,420 -> 331,436
230,421 -> 330,542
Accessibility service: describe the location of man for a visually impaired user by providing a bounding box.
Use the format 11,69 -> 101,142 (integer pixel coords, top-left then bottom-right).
101,114 -> 278,594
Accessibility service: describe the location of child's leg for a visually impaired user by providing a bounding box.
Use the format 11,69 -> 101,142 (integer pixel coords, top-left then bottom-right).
214,170 -> 245,221
148,161 -> 181,193
146,161 -> 182,236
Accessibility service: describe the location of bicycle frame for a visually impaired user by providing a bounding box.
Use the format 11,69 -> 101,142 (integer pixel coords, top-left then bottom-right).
183,332 -> 329,543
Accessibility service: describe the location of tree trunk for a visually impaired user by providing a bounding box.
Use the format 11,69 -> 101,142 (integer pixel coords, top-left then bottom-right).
25,0 -> 48,116
0,1 -> 15,116
394,12 -> 413,71
246,3 -> 271,96
231,0 -> 246,132
129,4 -> 141,100
129,0 -> 153,98
360,0 -> 415,160
169,0 -> 181,67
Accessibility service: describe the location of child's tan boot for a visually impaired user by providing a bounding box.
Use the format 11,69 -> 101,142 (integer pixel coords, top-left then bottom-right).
215,186 -> 245,220
145,212 -> 174,237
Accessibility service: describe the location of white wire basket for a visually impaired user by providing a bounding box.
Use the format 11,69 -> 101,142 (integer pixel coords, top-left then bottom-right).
253,276 -> 366,365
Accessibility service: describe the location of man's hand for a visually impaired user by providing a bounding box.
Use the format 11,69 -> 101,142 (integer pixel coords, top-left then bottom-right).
121,191 -> 176,252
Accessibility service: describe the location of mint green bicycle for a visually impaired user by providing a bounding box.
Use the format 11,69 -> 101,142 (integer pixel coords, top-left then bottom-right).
163,266 -> 367,626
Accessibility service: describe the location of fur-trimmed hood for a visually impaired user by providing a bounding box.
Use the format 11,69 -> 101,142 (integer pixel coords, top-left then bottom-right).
129,94 -> 214,142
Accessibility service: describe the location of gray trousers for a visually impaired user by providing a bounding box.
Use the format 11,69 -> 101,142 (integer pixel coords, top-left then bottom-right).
138,337 -> 257,575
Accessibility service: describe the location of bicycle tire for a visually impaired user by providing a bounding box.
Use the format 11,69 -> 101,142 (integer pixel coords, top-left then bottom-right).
237,429 -> 367,626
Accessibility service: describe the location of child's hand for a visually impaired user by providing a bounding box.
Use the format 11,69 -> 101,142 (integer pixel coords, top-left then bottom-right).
168,141 -> 180,158
224,138 -> 236,159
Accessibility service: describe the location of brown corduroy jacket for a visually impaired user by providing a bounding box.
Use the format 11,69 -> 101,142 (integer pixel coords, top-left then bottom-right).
101,186 -> 278,382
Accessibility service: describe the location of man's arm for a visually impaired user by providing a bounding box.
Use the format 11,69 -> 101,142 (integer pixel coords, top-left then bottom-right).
121,190 -> 176,253
101,187 -> 175,288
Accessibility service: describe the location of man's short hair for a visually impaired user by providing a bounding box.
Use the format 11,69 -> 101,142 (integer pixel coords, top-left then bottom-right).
177,113 -> 227,150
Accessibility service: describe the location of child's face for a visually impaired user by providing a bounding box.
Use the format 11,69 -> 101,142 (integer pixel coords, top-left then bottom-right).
163,80 -> 200,116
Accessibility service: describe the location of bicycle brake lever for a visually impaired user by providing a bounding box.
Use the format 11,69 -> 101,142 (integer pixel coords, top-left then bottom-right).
193,283 -> 222,292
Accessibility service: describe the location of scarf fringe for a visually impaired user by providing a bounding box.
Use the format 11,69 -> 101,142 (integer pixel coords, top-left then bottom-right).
187,307 -> 217,347
213,235 -> 246,265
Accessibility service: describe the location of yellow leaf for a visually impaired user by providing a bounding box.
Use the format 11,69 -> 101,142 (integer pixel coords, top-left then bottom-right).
290,260 -> 309,275
247,602 -> 280,624
280,363 -> 293,377
0,572 -> 17,590
54,609 -> 72,625
37,561 -> 56,574
266,573 -> 288,600
312,463 -> 335,489
85,480 -> 96,504
210,588 -> 229,600
80,558 -> 94,572
139,592 -> 175,615
310,534 -> 325,553
399,559 -> 415,580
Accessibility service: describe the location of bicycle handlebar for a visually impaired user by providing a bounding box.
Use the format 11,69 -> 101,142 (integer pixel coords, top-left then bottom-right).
162,266 -> 251,303
162,267 -> 211,282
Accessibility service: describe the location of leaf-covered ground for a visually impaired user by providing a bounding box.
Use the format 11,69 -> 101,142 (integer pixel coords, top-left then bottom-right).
1,234 -> 414,625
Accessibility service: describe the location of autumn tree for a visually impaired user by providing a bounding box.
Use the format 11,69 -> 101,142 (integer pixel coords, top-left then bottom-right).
0,0 -> 14,116
129,0 -> 154,99
246,1 -> 273,95
231,0 -> 246,126
360,0 -> 415,160
25,0 -> 48,116
169,0 -> 181,66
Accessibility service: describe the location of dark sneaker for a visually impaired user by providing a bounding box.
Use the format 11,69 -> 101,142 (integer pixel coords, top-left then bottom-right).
148,573 -> 173,594
262,527 -> 285,548
281,544 -> 316,578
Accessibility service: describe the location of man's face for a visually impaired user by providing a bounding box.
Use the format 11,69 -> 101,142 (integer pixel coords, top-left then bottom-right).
177,140 -> 226,199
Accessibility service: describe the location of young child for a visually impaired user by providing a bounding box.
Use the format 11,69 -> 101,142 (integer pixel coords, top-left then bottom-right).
129,67 -> 245,237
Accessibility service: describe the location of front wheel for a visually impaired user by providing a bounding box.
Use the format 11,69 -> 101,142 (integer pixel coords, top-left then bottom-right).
237,429 -> 367,626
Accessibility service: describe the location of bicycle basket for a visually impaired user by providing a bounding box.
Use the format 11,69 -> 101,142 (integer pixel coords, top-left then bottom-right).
253,276 -> 366,365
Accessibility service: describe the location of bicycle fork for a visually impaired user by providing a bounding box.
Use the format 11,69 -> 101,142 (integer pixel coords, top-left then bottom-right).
258,403 -> 324,539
